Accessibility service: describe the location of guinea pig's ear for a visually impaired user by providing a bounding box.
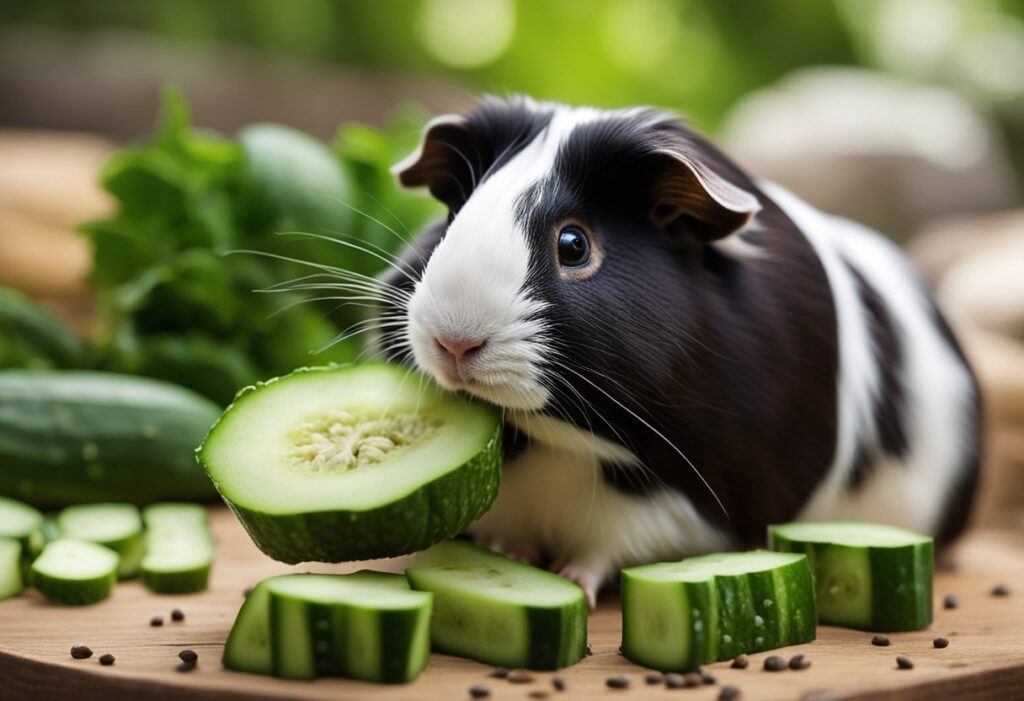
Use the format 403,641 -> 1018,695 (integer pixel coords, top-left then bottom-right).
649,148 -> 761,241
391,114 -> 474,210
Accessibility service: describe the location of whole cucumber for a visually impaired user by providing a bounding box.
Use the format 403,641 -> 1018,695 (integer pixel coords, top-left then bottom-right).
0,370 -> 219,507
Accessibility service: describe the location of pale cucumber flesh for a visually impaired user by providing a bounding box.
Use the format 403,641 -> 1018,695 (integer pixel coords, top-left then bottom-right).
141,503 -> 213,594
30,539 -> 119,605
406,541 -> 588,670
57,503 -> 143,579
198,364 -> 502,564
0,496 -> 42,544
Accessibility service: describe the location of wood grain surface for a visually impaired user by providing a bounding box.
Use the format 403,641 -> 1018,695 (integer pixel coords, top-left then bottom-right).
2,508 -> 1024,701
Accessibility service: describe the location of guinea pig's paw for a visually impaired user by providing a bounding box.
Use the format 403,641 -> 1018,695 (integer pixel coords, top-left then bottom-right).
556,560 -> 608,610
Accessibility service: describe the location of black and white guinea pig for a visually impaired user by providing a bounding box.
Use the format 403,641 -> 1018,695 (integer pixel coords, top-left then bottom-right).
376,96 -> 981,606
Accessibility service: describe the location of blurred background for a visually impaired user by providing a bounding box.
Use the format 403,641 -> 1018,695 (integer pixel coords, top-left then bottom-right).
1,0 -> 1022,528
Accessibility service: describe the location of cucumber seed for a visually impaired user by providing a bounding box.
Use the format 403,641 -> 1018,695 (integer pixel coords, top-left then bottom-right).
288,410 -> 438,472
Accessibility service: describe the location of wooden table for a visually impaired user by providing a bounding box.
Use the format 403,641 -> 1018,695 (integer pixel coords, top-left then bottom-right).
2,508 -> 1023,700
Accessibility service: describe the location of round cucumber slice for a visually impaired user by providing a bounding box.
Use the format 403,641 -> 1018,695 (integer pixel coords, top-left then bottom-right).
769,521 -> 934,632
0,496 -> 43,545
57,503 -> 144,579
198,364 -> 502,564
30,539 -> 119,605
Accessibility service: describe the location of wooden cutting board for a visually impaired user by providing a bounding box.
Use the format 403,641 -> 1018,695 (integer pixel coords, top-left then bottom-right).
2,508 -> 1024,701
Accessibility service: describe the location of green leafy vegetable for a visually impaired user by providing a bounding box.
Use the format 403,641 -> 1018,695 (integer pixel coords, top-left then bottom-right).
82,89 -> 441,404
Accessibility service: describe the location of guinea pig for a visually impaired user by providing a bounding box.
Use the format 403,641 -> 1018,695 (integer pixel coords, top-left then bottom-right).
375,96 -> 981,607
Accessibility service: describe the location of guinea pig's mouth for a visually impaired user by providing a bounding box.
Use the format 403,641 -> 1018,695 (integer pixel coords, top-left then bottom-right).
421,360 -> 550,412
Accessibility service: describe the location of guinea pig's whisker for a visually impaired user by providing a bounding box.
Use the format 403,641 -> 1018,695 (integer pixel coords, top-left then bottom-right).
277,230 -> 419,285
557,365 -> 729,519
441,142 -> 478,190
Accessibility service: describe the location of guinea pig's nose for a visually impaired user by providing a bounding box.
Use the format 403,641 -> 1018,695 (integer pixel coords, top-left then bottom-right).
435,336 -> 485,364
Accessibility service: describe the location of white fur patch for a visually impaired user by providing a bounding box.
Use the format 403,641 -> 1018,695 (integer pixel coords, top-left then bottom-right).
406,106 -> 605,410
469,415 -> 733,586
765,182 -> 975,535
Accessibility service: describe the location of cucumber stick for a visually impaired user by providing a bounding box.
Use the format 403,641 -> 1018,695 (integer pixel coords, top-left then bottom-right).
31,539 -> 119,605
769,521 -> 933,631
0,370 -> 220,507
621,551 -> 816,672
141,503 -> 214,594
57,504 -> 143,579
199,364 -> 502,564
0,538 -> 23,600
406,541 -> 588,670
223,571 -> 432,684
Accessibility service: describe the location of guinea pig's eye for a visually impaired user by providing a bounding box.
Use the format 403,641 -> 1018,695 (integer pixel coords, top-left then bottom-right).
557,226 -> 591,268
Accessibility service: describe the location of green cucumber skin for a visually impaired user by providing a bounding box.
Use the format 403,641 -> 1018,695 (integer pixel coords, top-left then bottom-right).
0,371 -> 220,507
220,421 -> 502,564
30,543 -> 118,606
769,530 -> 933,632
0,538 -> 23,600
620,555 -> 816,672
140,562 -> 211,595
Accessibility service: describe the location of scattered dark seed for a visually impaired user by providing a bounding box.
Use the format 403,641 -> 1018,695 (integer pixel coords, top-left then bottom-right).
896,655 -> 914,670
507,670 -> 533,684
243,586 -> 254,598
528,692 -> 549,700
730,655 -> 749,669
645,673 -> 664,685
586,642 -> 594,656
178,649 -> 198,663
719,686 -> 742,701
99,654 -> 115,666
176,660 -> 197,673
665,673 -> 685,689
933,637 -> 950,649
789,654 -> 811,670
606,676 -> 630,689
702,672 -> 717,685
171,608 -> 185,622
992,584 -> 1011,597
489,668 -> 509,679
684,672 -> 704,687
70,645 -> 92,660
552,676 -> 566,692
943,594 -> 959,609
469,684 -> 490,699
763,655 -> 787,672
871,635 -> 890,647
150,616 -> 163,627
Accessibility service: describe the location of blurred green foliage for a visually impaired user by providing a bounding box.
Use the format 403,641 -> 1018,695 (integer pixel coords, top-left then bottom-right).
78,89 -> 441,404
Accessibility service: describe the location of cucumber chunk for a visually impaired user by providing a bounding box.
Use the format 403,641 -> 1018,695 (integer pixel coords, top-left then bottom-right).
198,364 -> 502,564
57,504 -> 144,579
30,539 -> 119,605
140,503 -> 214,594
621,550 -> 816,672
0,537 -> 23,600
28,516 -> 64,558
769,521 -> 933,631
223,571 -> 432,684
406,541 -> 588,670
0,496 -> 43,546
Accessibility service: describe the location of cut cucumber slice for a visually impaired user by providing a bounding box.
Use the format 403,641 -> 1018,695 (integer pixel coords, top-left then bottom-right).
57,504 -> 144,579
0,496 -> 42,546
30,539 -> 119,605
406,540 -> 588,670
223,571 -> 432,684
140,503 -> 214,594
198,364 -> 502,564
621,550 -> 816,672
28,516 -> 64,558
769,521 -> 933,631
0,537 -> 23,600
